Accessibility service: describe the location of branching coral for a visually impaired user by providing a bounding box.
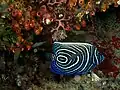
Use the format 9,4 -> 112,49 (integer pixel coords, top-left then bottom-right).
28,0 -> 74,41
6,0 -> 120,45
49,5 -> 74,40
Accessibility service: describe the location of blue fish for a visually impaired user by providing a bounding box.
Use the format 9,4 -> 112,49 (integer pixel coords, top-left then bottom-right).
50,42 -> 104,76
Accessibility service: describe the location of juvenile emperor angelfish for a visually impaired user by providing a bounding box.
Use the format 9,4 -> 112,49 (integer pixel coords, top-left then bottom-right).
50,42 -> 104,75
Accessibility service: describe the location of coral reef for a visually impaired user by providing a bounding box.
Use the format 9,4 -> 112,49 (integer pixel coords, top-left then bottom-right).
0,0 -> 120,90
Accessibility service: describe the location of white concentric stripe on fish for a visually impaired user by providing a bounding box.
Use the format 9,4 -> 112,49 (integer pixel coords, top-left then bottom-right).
56,48 -> 76,55
89,46 -> 95,64
56,54 -> 72,68
56,58 -> 72,68
56,51 -> 72,67
55,46 -> 76,62
55,49 -> 73,67
74,44 -> 90,72
57,44 -> 83,65
56,52 -> 71,57
56,56 -> 80,71
55,44 -> 88,72
56,55 -> 69,64
78,63 -> 94,74
69,45 -> 90,72
63,56 -> 83,74
94,48 -> 99,65
71,44 -> 90,70
82,46 -> 98,72
54,42 -> 93,46
63,45 -> 86,70
62,55 -> 79,69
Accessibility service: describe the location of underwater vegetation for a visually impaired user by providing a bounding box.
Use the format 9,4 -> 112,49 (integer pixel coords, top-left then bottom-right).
0,0 -> 120,90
